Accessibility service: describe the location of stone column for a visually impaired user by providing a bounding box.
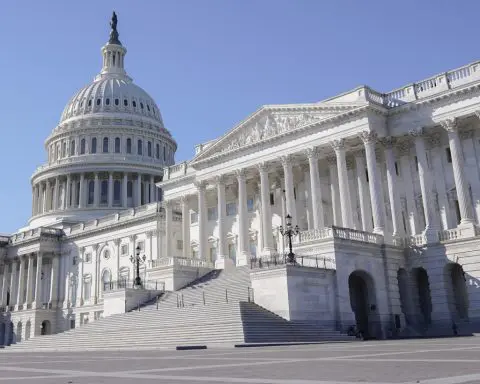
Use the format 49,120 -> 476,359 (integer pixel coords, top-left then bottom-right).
281,155 -> 297,226
215,177 -> 230,268
165,201 -> 172,257
78,173 -> 85,209
53,177 -> 59,211
410,128 -> 438,241
326,156 -> 341,226
382,137 -> 403,239
9,260 -> 18,308
49,254 -> 60,307
331,139 -> 353,228
25,255 -> 34,305
93,173 -> 100,207
150,175 -> 155,203
33,252 -> 43,308
108,172 -> 114,207
16,256 -> 25,309
46,180 -> 52,211
236,169 -> 249,266
359,131 -> 385,235
442,118 -> 475,231
32,185 -> 38,215
256,163 -> 274,254
122,173 -> 128,207
78,247 -> 84,305
353,150 -> 372,231
181,196 -> 190,259
65,175 -> 71,209
1,263 -> 9,307
305,148 -> 324,229
136,174 -> 142,206
195,181 -> 207,260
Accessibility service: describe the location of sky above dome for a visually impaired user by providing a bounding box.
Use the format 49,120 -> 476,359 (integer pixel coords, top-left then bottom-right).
0,0 -> 478,233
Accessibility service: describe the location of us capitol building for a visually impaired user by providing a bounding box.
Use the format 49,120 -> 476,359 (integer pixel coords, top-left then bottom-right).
1,14 -> 480,344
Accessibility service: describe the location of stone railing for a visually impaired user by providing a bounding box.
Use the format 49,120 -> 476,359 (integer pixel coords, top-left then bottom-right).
9,227 -> 63,245
370,61 -> 480,108
438,228 -> 459,242
293,226 -> 383,245
149,257 -> 214,269
163,161 -> 192,180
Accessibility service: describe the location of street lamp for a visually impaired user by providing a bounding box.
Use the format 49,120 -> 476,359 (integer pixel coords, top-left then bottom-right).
279,214 -> 300,264
130,245 -> 146,288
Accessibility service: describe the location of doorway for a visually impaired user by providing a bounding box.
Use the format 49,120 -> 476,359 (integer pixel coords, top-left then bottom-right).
348,270 -> 378,339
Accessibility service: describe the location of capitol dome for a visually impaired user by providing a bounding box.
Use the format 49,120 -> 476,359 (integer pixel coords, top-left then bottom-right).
29,13 -> 176,229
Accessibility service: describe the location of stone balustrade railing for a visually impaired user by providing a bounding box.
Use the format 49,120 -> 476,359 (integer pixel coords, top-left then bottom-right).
150,257 -> 214,269
164,161 -> 191,180
293,226 -> 383,245
9,227 -> 63,245
438,228 -> 459,242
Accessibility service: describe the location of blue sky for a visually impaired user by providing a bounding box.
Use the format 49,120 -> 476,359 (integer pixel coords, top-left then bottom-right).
0,0 -> 478,233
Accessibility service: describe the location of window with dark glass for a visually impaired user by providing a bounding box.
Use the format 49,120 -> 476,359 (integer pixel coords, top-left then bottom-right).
269,192 -> 275,206
127,181 -> 133,198
106,98 -> 110,106
88,99 -> 92,107
137,139 -> 143,155
156,143 -> 160,159
163,146 -> 166,161
100,180 -> 108,204
91,137 -> 97,154
132,101 -> 137,108
148,141 -> 152,157
113,180 -> 121,204
140,102 -> 144,109
147,105 -> 150,111
124,99 -> 128,106
88,181 -> 95,204
446,147 -> 452,163
115,98 -> 119,106
70,140 -> 75,156
96,98 -> 101,106
80,139 -> 86,154
103,137 -> 109,153
126,138 -> 132,154
115,137 -> 120,153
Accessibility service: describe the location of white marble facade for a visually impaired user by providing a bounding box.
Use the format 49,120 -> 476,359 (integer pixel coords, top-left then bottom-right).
2,16 -> 480,343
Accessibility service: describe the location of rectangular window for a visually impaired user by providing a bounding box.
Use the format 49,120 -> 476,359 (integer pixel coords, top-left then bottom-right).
226,202 -> 237,216
395,162 -> 400,176
190,211 -> 198,224
365,169 -> 369,183
228,244 -> 236,260
148,141 -> 152,157
121,244 -> 128,256
247,198 -> 254,212
269,192 -> 275,206
446,147 -> 452,163
136,241 -> 145,251
207,206 -> 218,221
177,240 -> 183,250
293,187 -> 297,200
84,253 -> 92,263
414,156 -> 419,171
83,281 -> 91,301
209,247 -> 217,263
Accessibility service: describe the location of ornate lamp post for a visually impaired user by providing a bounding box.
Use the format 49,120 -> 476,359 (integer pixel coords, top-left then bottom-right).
279,214 -> 300,264
130,245 -> 146,287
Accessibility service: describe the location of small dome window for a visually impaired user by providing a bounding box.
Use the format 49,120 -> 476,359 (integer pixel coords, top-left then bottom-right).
147,105 -> 150,112
132,101 -> 137,108
88,99 -> 92,107
124,99 -> 128,106
115,98 -> 119,106
106,98 -> 110,106
96,98 -> 101,106
140,102 -> 144,109
80,100 -> 84,107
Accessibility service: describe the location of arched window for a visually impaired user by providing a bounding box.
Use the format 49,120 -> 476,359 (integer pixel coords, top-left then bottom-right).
96,98 -> 101,106
88,99 -> 92,107
105,98 -> 110,106
148,141 -> 152,157
115,98 -> 119,106
100,180 -> 108,205
62,141 -> 67,157
163,145 -> 166,161
156,143 -> 160,159
114,137 -> 121,153
137,140 -> 143,155
83,275 -> 92,301
126,138 -> 132,154
70,140 -> 76,156
124,99 -> 128,106
140,102 -> 144,109
103,137 -> 109,153
88,181 -> 95,205
132,101 -> 137,108
113,180 -> 121,204
147,104 -> 150,111
91,138 -> 97,154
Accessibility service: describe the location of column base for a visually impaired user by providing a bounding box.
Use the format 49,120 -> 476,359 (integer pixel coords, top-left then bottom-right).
215,257 -> 235,270
457,222 -> 477,239
423,228 -> 439,244
236,252 -> 249,267
373,227 -> 385,236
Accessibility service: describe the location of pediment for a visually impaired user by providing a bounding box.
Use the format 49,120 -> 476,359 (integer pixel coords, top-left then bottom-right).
191,103 -> 364,164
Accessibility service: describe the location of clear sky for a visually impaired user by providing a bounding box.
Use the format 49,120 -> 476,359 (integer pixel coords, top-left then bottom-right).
0,0 -> 478,233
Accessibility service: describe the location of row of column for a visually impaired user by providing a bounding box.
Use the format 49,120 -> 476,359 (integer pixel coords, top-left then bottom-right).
33,173 -> 159,216
0,253 -> 59,310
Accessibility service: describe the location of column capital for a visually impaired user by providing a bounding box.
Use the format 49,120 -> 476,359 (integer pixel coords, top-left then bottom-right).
440,118 -> 458,133
380,136 -> 396,149
129,235 -> 137,242
113,239 -> 121,246
359,130 -> 378,144
280,154 -> 294,167
235,168 -> 247,180
180,195 -> 190,204
408,127 -> 426,138
256,161 -> 271,173
194,180 -> 206,190
145,231 -> 153,239
214,175 -> 227,185
164,199 -> 173,208
304,147 -> 321,160
330,138 -> 345,151
426,132 -> 442,148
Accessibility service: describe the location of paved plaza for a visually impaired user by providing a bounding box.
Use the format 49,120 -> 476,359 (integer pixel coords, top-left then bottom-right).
1,338 -> 480,383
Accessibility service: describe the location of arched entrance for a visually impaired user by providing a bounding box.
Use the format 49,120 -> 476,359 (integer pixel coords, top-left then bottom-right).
6,322 -> 13,345
6,290 -> 10,307
16,322 -> 22,343
101,269 -> 112,294
348,270 -> 378,339
0,323 -> 5,345
446,263 -> 469,320
412,267 -> 432,326
40,320 -> 51,336
25,321 -> 31,341
397,268 -> 412,325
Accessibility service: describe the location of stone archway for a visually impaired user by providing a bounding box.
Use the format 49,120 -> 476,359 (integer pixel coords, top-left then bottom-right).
412,267 -> 432,326
0,323 -> 5,345
101,269 -> 112,295
16,322 -> 22,343
446,263 -> 469,320
6,322 -> 13,345
24,321 -> 31,341
397,268 -> 412,325
41,320 -> 51,336
348,270 -> 379,339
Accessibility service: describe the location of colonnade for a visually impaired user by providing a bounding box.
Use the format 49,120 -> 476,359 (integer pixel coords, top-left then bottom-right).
32,172 -> 160,216
0,253 -> 59,311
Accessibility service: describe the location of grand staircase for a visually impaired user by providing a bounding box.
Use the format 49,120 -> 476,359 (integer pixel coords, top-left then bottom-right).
5,267 -> 354,352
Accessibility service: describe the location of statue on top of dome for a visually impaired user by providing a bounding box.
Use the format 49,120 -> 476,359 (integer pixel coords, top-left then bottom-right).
108,11 -> 121,45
